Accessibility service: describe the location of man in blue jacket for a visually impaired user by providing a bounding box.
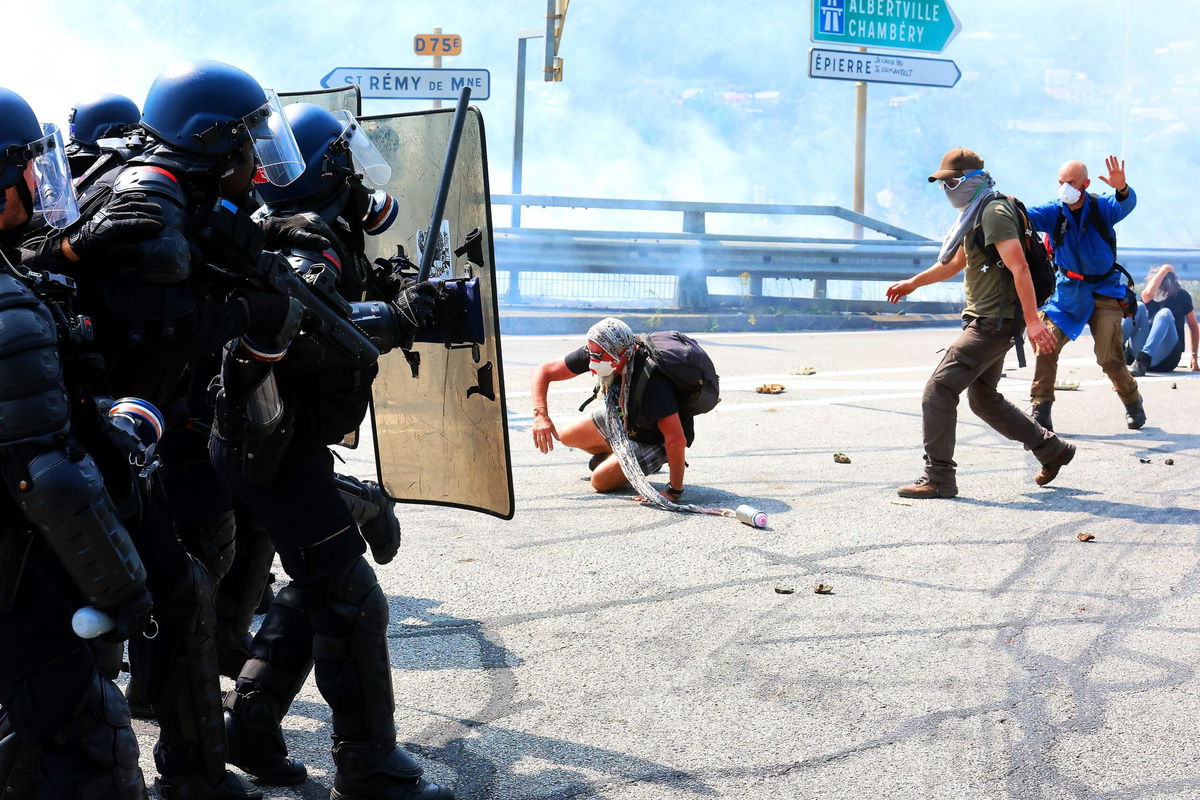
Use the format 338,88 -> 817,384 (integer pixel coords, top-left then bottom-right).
1025,156 -> 1141,431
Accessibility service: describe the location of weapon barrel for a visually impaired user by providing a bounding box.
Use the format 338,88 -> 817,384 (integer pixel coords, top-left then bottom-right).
261,254 -> 381,368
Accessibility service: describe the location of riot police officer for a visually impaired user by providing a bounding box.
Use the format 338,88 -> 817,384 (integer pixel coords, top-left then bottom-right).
0,86 -> 152,800
42,60 -> 320,799
65,93 -> 140,176
212,102 -> 455,799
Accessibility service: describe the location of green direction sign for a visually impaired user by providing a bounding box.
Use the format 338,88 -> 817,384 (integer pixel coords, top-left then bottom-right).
811,0 -> 961,54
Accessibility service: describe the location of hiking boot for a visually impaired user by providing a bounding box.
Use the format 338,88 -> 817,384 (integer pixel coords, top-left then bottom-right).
331,741 -> 455,800
1125,397 -> 1147,430
1035,443 -> 1076,486
1130,351 -> 1152,378
896,476 -> 957,499
1030,400 -> 1054,432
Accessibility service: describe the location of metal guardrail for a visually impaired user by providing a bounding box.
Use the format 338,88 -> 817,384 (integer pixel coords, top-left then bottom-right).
490,194 -> 1200,309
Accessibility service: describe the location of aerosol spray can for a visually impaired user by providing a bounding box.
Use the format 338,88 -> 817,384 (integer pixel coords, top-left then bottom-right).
735,504 -> 768,528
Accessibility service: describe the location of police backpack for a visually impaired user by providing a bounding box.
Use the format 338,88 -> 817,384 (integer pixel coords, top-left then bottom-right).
631,331 -> 720,416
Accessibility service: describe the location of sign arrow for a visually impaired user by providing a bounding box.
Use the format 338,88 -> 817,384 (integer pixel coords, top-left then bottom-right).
320,67 -> 490,100
808,47 -> 961,88
811,0 -> 962,54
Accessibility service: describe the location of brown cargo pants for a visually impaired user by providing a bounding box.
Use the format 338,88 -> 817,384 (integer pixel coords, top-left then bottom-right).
1030,296 -> 1140,404
922,317 -> 1070,485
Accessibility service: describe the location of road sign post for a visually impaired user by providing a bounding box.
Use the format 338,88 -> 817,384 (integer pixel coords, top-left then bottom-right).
812,0 -> 961,53
320,68 -> 490,101
809,47 -> 961,88
810,1 -> 962,239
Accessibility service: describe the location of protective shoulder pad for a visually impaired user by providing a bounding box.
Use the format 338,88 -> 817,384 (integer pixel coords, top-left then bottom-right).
113,165 -> 185,206
0,272 -> 39,314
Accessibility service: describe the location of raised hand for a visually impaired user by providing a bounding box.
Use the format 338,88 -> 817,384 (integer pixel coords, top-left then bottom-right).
1097,155 -> 1127,191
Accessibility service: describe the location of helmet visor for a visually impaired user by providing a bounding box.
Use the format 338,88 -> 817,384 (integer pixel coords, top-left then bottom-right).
246,91 -> 304,186
29,124 -> 80,230
333,109 -> 392,187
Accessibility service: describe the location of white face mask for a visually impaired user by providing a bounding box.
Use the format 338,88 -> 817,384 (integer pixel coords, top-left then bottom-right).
1058,182 -> 1082,204
590,359 -> 616,378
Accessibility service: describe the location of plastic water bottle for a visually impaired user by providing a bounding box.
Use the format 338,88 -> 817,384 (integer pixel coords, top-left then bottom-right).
735,504 -> 768,529
72,606 -> 115,639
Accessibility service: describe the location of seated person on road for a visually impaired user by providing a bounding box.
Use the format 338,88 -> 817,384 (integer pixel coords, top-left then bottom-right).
1124,264 -> 1198,376
531,318 -> 691,504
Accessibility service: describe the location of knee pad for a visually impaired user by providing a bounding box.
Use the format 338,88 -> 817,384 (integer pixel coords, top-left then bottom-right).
5,646 -> 97,743
307,556 -> 395,742
38,674 -> 145,800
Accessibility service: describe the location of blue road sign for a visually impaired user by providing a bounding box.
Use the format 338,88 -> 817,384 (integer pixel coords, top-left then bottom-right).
321,67 -> 490,100
809,47 -> 961,88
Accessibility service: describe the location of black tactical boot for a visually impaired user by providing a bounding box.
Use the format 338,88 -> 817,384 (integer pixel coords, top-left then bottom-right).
1125,397 -> 1147,430
331,741 -> 454,800
223,687 -> 307,786
1130,351 -> 1152,377
1030,400 -> 1054,432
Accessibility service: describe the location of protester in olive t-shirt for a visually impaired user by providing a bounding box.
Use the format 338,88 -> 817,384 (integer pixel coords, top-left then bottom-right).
530,318 -> 692,503
884,147 -> 1076,499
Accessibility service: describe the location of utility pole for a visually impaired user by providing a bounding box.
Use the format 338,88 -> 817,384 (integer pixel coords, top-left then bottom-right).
432,26 -> 443,109
852,47 -> 867,240
513,1 -> 569,227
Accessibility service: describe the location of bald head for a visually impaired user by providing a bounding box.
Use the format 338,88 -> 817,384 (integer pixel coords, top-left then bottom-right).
1058,160 -> 1088,183
1056,160 -> 1090,207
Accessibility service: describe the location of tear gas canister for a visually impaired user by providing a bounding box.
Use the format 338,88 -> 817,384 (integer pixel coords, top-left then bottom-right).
72,606 -> 115,639
735,504 -> 768,528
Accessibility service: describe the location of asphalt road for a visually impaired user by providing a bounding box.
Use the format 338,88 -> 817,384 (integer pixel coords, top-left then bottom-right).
135,327 -> 1200,800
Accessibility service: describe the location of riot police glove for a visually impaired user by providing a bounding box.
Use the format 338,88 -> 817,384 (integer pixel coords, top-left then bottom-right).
240,292 -> 305,353
65,192 -> 165,260
261,214 -> 332,252
100,583 -> 153,643
391,281 -> 437,348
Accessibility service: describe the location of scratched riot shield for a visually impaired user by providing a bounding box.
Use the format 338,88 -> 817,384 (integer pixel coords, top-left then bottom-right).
359,107 -> 513,519
278,84 -> 361,115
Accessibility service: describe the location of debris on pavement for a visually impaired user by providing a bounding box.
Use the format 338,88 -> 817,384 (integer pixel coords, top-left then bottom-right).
833,453 -> 851,464
1166,458 -> 1175,466
1077,533 -> 1095,542
813,584 -> 834,594
774,586 -> 795,595
1139,458 -> 1152,464
790,366 -> 817,375
756,383 -> 786,394
1053,380 -> 1080,391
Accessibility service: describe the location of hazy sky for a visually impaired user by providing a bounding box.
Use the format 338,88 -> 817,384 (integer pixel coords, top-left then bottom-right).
11,0 -> 1197,247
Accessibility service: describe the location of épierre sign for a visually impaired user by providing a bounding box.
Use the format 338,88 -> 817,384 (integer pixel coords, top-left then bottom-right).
811,0 -> 961,54
320,67 -> 490,101
809,47 -> 960,88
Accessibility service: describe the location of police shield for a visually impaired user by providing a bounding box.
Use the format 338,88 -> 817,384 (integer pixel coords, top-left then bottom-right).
359,107 -> 513,519
278,84 -> 361,115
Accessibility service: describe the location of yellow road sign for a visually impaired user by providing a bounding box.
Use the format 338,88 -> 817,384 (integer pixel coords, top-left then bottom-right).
414,34 -> 462,56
